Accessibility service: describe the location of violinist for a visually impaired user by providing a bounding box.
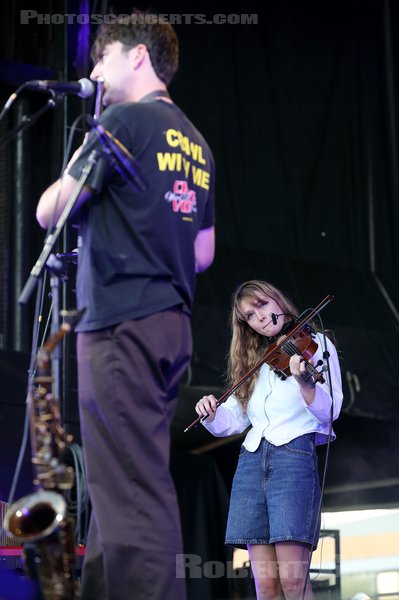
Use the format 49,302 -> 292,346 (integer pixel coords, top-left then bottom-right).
195,280 -> 343,600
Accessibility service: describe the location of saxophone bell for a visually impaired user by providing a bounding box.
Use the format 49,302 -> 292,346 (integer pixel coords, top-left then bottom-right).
4,491 -> 66,543
3,316 -> 84,598
4,492 -> 79,599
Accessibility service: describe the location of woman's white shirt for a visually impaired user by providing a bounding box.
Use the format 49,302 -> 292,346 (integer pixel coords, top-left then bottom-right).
202,334 -> 343,450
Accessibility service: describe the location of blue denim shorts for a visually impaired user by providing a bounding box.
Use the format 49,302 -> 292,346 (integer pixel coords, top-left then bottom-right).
225,434 -> 321,550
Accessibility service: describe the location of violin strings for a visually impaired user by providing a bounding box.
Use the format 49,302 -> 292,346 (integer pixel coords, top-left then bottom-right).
282,340 -> 320,378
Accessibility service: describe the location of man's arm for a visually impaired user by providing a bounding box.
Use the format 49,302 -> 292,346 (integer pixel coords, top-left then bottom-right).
36,174 -> 94,229
36,141 -> 94,229
195,225 -> 215,273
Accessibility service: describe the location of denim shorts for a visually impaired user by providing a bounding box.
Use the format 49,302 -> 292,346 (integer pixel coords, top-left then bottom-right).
225,434 -> 321,550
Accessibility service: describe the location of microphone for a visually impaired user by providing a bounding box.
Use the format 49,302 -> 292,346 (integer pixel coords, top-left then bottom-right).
86,115 -> 148,190
25,78 -> 95,99
270,312 -> 292,325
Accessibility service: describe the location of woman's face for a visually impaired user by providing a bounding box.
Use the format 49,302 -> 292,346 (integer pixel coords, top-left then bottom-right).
238,294 -> 285,337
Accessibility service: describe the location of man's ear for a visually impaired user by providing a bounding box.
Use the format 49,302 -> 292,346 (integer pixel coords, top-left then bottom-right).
131,43 -> 148,70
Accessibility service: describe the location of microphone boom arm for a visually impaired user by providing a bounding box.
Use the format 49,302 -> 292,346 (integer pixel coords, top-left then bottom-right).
0,95 -> 63,147
86,115 -> 148,191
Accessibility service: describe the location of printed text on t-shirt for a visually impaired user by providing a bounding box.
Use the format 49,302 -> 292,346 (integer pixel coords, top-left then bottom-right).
157,129 -> 210,190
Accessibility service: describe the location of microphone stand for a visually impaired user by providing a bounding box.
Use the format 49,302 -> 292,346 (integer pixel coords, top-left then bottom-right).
45,255 -> 69,403
2,103 -> 94,600
19,149 -> 99,412
19,149 -> 99,306
0,94 -> 64,146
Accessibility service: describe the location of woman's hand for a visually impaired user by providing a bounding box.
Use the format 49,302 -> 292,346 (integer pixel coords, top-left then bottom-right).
289,354 -> 309,382
289,354 -> 316,404
195,394 -> 218,422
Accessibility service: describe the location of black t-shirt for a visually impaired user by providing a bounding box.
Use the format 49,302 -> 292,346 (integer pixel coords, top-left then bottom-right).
69,99 -> 215,332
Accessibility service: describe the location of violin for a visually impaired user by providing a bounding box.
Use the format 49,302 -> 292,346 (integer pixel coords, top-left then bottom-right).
265,325 -> 324,384
184,294 -> 334,433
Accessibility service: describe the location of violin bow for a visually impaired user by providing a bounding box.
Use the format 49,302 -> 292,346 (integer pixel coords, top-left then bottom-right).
183,294 -> 334,433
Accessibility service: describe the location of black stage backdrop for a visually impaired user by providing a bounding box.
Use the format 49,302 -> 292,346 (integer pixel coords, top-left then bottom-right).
1,2 -> 399,589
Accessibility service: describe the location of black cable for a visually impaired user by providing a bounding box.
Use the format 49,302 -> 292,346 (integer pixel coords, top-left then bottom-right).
46,112 -> 89,233
66,443 -> 90,544
5,276 -> 47,509
300,313 -> 336,600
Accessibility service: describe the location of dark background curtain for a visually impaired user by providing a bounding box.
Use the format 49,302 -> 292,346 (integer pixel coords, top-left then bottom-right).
1,2 -> 399,587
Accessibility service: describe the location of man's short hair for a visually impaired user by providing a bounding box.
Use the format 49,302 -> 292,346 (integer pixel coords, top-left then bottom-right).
91,12 -> 179,85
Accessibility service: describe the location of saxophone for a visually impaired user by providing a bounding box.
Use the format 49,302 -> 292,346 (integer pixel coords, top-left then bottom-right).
3,310 -> 84,600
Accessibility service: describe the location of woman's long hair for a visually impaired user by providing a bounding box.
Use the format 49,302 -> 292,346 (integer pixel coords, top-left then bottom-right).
227,280 -> 299,411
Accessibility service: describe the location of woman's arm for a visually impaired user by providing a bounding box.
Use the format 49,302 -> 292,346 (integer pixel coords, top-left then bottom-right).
195,394 -> 251,437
